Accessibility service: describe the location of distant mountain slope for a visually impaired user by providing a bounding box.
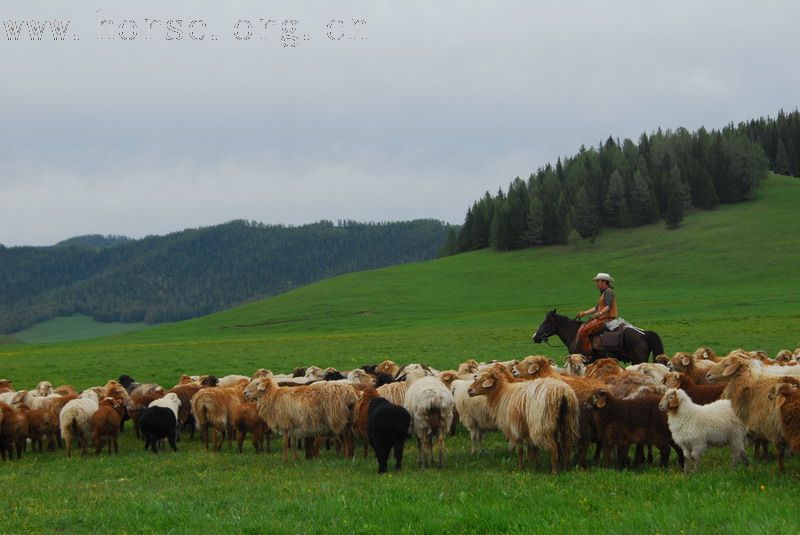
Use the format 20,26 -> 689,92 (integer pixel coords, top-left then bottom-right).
0,219 -> 452,333
54,234 -> 131,250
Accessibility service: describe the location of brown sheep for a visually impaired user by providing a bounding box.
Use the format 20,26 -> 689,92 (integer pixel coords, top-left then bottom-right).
354,387 -> 381,457
91,397 -> 123,455
190,381 -> 248,451
0,379 -> 13,394
585,389 -> 683,470
376,360 -> 400,379
168,382 -> 203,438
668,352 -> 714,384
662,372 -> 724,405
16,403 -> 57,452
706,355 -> 791,473
0,401 -> 29,460
54,385 -> 78,396
692,347 -> 720,362
586,358 -> 662,399
234,402 -> 270,453
770,381 -> 800,454
243,377 -> 358,462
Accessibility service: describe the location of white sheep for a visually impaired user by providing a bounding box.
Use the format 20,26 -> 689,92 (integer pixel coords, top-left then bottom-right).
59,397 -> 99,457
35,381 -> 54,397
659,388 -> 749,473
450,379 -> 497,454
149,392 -> 182,420
626,362 -> 670,383
403,375 -> 455,468
218,375 -> 251,387
563,354 -> 587,376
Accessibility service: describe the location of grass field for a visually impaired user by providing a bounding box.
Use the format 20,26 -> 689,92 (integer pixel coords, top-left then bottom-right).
1,174 -> 800,533
12,315 -> 152,345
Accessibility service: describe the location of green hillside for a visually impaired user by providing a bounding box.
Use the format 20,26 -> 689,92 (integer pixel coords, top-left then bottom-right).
2,175 -> 800,535
2,174 -> 798,389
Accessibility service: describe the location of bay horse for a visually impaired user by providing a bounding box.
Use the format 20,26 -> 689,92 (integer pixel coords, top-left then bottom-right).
531,309 -> 664,365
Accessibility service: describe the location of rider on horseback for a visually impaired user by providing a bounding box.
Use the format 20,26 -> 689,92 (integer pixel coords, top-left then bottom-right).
574,272 -> 617,354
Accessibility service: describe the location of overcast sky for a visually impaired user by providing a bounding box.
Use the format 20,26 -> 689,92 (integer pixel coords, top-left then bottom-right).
1,1 -> 798,246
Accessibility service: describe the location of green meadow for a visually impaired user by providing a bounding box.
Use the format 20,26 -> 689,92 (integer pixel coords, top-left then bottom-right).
1,174 -> 800,534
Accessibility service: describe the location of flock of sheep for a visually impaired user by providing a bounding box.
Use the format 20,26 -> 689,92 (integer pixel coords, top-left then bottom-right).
2,346 -> 800,476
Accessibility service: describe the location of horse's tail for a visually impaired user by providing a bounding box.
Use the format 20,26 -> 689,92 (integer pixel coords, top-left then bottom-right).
645,331 -> 664,359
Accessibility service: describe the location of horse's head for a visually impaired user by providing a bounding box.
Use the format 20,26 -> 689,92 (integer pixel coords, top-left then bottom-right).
532,309 -> 559,344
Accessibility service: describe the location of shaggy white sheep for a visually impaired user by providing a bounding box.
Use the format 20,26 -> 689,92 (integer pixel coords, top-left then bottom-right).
659,388 -> 749,473
59,397 -> 99,457
450,379 -> 497,454
403,375 -> 455,468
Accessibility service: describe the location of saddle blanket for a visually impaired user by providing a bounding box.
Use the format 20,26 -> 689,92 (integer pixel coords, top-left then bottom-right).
605,317 -> 645,335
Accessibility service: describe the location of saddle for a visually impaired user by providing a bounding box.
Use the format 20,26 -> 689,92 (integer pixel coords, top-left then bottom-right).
591,326 -> 625,351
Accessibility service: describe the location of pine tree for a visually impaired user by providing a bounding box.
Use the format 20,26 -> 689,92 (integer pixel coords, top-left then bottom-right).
665,164 -> 685,228
603,171 -> 632,227
775,138 -> 791,175
629,168 -> 657,225
573,187 -> 600,241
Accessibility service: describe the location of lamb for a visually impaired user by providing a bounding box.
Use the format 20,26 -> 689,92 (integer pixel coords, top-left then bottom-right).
59,397 -> 99,457
769,381 -> 800,454
659,388 -> 748,472
662,372 -> 724,405
368,397 -> 411,474
243,377 -> 357,462
585,389 -> 683,470
90,397 -> 123,455
449,379 -> 497,454
0,401 -> 28,460
190,382 -> 247,451
468,365 -> 579,474
706,354 -> 790,472
403,374 -> 455,468
234,402 -> 270,453
668,352 -> 714,384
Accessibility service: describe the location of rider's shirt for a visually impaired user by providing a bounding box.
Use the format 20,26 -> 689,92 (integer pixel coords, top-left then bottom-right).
596,288 -> 618,321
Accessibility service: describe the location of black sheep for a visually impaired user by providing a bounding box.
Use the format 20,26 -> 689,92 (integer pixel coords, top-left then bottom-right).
367,397 -> 411,474
140,406 -> 178,454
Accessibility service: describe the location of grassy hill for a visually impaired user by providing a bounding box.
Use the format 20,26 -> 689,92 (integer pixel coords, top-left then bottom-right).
1,174 -> 799,534
2,174 -> 798,389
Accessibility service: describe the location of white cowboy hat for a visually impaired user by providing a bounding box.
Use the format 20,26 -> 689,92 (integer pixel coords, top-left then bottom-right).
592,272 -> 614,283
